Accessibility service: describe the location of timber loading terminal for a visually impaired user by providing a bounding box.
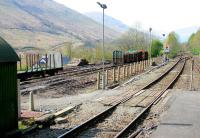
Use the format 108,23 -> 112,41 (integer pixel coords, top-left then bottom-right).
1,35 -> 200,138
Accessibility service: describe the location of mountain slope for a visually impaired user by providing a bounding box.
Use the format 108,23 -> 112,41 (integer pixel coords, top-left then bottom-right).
85,12 -> 129,33
0,0 -> 120,49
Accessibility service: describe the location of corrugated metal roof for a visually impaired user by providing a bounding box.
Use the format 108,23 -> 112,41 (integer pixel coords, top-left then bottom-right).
0,36 -> 19,62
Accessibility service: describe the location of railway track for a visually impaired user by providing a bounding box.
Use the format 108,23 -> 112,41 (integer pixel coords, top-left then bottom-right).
20,64 -> 113,94
20,63 -> 113,85
172,57 -> 192,90
191,57 -> 200,90
57,58 -> 186,138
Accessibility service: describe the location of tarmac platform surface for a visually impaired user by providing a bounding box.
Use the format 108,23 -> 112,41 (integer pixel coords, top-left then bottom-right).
151,91 -> 200,138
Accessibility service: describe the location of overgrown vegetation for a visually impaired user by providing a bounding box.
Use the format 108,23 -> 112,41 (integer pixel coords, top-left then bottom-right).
116,26 -> 149,52
188,30 -> 200,55
165,32 -> 180,58
61,26 -> 169,62
60,25 -> 156,62
151,39 -> 163,57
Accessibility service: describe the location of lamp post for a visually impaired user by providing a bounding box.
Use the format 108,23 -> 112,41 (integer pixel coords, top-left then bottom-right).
162,34 -> 165,43
97,2 -> 107,90
162,33 -> 165,37
162,33 -> 166,62
149,27 -> 152,65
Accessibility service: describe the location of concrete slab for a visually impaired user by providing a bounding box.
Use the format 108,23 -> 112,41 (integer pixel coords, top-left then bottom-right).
151,91 -> 200,138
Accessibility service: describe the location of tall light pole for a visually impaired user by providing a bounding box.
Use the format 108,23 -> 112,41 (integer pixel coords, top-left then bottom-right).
149,27 -> 152,65
97,2 -> 107,90
162,33 -> 166,62
162,34 -> 165,43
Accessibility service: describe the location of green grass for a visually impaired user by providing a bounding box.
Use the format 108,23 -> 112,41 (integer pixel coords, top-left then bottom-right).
18,118 -> 35,130
18,121 -> 28,130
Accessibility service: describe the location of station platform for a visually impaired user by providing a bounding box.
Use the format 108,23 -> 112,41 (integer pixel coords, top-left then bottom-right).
151,91 -> 200,138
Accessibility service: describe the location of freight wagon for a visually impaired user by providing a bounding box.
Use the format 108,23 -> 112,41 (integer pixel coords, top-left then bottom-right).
113,50 -> 148,65
17,51 -> 63,80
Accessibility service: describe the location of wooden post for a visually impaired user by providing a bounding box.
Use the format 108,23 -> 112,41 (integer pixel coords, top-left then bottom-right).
102,73 -> 105,90
26,54 -> 28,71
125,65 -> 127,78
131,64 -> 133,74
117,66 -> 120,81
190,59 -> 194,90
19,54 -> 22,71
130,64 -> 132,75
37,54 -> 39,71
142,61 -> 144,71
53,54 -> 56,69
113,68 -> 116,83
45,53 -> 48,70
18,79 -> 21,119
138,62 -> 140,72
125,66 -> 127,77
126,65 -> 129,78
105,70 -> 108,86
97,72 -> 100,90
132,63 -> 134,75
146,60 -> 148,68
135,62 -> 137,74
31,54 -> 33,72
49,54 -> 52,69
141,61 -> 143,71
145,60 -> 146,69
33,54 -> 35,68
134,63 -> 136,74
34,54 -> 36,68
139,61 -> 141,73
29,91 -> 34,111
33,54 -> 35,70
123,66 -> 125,80
132,63 -> 134,74
29,54 -> 31,71
61,53 -> 63,67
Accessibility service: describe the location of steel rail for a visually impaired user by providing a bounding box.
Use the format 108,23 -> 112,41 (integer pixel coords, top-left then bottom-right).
114,59 -> 186,138
107,58 -> 181,106
20,64 -> 113,83
57,58 -> 182,138
20,65 -> 114,87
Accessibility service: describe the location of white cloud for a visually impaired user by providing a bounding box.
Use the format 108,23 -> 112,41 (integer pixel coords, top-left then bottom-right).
54,0 -> 200,34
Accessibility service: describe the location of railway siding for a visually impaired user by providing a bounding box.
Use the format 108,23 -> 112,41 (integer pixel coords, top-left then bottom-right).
21,58 -> 173,138
55,58 -> 184,138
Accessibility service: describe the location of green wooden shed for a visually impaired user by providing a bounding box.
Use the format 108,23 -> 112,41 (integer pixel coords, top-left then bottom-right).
0,36 -> 19,136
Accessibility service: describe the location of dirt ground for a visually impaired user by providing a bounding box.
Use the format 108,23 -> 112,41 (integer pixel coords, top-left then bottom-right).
23,57 -> 200,138
22,59 -> 176,138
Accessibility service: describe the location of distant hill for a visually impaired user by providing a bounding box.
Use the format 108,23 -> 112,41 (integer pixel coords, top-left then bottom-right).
85,12 -> 129,33
175,26 -> 200,42
0,0 -> 120,49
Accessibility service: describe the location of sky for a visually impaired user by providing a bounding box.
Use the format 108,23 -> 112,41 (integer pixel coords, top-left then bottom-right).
54,0 -> 200,39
